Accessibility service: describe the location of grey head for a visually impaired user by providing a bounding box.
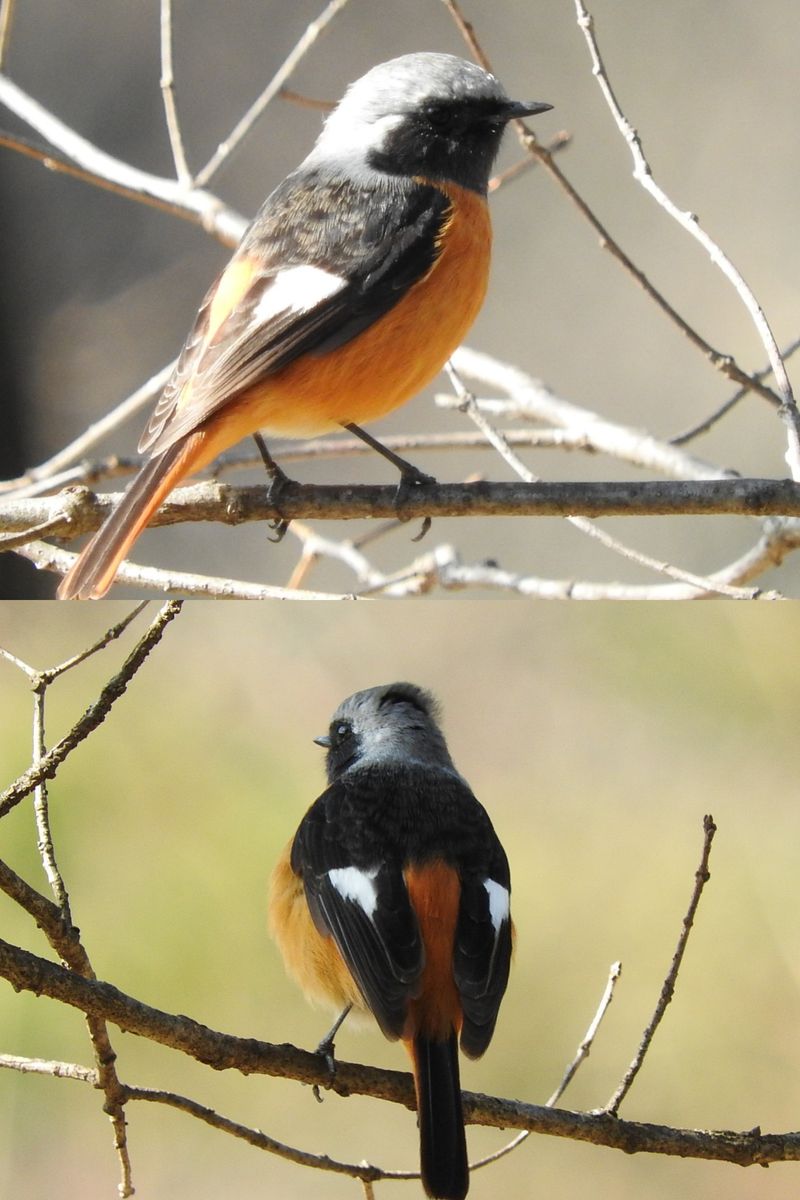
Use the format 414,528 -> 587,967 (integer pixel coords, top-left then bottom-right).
315,682 -> 460,781
305,52 -> 552,194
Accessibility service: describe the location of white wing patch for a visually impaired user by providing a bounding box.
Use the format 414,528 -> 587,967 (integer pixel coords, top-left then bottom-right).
483,879 -> 510,934
254,264 -> 346,324
328,865 -> 380,919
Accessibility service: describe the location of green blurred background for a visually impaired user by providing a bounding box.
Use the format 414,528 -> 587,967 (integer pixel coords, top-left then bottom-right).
2,0 -> 799,595
1,601 -> 799,1198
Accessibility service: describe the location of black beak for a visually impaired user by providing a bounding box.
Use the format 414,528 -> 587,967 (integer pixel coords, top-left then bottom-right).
313,734 -> 331,748
504,99 -> 553,120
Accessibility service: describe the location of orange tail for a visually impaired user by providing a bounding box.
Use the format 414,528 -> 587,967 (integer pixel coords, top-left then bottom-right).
57,433 -> 203,599
410,1031 -> 468,1200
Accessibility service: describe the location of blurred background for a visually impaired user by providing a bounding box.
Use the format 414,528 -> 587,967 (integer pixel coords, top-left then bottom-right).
1,0 -> 799,596
1,601 -> 799,1198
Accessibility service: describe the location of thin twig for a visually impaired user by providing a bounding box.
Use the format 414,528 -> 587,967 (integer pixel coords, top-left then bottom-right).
0,362 -> 175,496
0,79 -> 246,245
670,334 -> 800,446
572,0 -> 800,478
127,1086 -> 416,1184
32,685 -> 72,924
0,855 -> 134,1195
445,347 -> 737,483
278,86 -> 334,111
159,0 -> 192,185
0,1054 -> 97,1083
0,0 -> 14,69
603,815 -> 717,1115
194,0 -> 352,187
445,364 -> 759,599
441,1 -> 782,410
470,959 -> 623,1173
41,604 -> 149,681
548,961 -> 623,1108
0,601 -> 183,818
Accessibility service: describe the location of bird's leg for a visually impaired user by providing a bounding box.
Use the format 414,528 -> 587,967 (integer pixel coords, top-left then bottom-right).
312,1003 -> 353,1101
252,432 -> 291,542
342,422 -> 434,541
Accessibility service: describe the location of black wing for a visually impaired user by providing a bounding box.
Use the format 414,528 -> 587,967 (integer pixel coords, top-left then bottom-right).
140,170 -> 449,456
452,808 -> 512,1059
291,780 -> 424,1040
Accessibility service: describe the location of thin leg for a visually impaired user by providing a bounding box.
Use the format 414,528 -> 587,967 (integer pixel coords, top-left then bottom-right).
252,432 -> 290,542
342,422 -> 434,486
312,1003 -> 353,1102
316,1003 -> 353,1064
342,422 -> 434,540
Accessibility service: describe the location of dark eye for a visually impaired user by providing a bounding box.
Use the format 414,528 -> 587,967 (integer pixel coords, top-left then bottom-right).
331,721 -> 352,744
424,106 -> 462,136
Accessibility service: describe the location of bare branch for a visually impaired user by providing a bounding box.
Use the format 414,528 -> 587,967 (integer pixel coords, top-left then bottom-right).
194,0 -> 352,187
1,935 -> 798,1167
548,961 -> 623,1109
0,1054 -> 98,1084
442,3 -> 782,410
7,477 -> 800,547
603,816 -> 717,1114
0,75 -> 246,245
126,1086 -> 417,1184
572,0 -> 800,478
0,601 -> 183,818
0,363 -> 175,497
670,335 -> 800,447
159,0 -> 192,185
445,364 -> 755,599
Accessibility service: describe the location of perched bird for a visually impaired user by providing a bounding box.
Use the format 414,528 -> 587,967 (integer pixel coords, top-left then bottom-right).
269,683 -> 513,1199
57,52 -> 551,598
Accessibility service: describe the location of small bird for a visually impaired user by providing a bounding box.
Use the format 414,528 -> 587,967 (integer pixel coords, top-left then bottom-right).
57,52 -> 551,598
269,683 -> 513,1199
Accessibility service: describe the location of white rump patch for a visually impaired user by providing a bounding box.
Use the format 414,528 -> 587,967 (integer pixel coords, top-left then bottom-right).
254,264 -> 346,324
483,879 -> 510,933
328,865 -> 380,919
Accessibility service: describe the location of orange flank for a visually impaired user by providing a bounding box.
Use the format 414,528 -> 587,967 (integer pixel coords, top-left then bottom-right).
267,846 -> 366,1014
57,183 -> 490,598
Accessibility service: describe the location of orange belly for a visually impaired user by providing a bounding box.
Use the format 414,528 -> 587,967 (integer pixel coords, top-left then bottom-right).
268,848 -> 367,1014
193,183 -> 492,466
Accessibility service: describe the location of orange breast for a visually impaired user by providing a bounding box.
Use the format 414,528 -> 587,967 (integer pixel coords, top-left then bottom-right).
196,183 -> 492,457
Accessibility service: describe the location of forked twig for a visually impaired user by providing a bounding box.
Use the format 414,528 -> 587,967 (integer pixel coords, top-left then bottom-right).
603,815 -> 717,1114
572,0 -> 800,478
159,0 -> 192,185
194,0 -> 352,187
0,601 -> 183,818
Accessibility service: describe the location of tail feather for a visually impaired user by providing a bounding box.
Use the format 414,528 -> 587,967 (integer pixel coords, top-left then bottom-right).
57,436 -> 200,600
411,1032 -> 468,1200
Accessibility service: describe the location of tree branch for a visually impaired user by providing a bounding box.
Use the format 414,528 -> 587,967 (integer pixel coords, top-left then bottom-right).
0,937 -> 797,1167
0,601 -> 183,818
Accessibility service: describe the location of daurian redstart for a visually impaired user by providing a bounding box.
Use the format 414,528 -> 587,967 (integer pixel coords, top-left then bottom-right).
57,53 -> 551,598
269,683 -> 513,1199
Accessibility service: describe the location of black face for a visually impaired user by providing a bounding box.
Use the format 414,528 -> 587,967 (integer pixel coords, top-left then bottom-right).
322,717 -> 360,779
367,97 -> 515,194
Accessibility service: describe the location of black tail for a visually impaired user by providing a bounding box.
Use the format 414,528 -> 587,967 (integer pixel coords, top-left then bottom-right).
412,1032 -> 468,1200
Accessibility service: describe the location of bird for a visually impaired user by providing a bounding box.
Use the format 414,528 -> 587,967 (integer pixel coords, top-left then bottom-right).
269,683 -> 513,1199
56,52 -> 551,598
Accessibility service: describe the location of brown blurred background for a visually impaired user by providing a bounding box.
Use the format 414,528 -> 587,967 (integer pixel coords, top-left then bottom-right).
1,601 -> 799,1198
1,0 -> 798,597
